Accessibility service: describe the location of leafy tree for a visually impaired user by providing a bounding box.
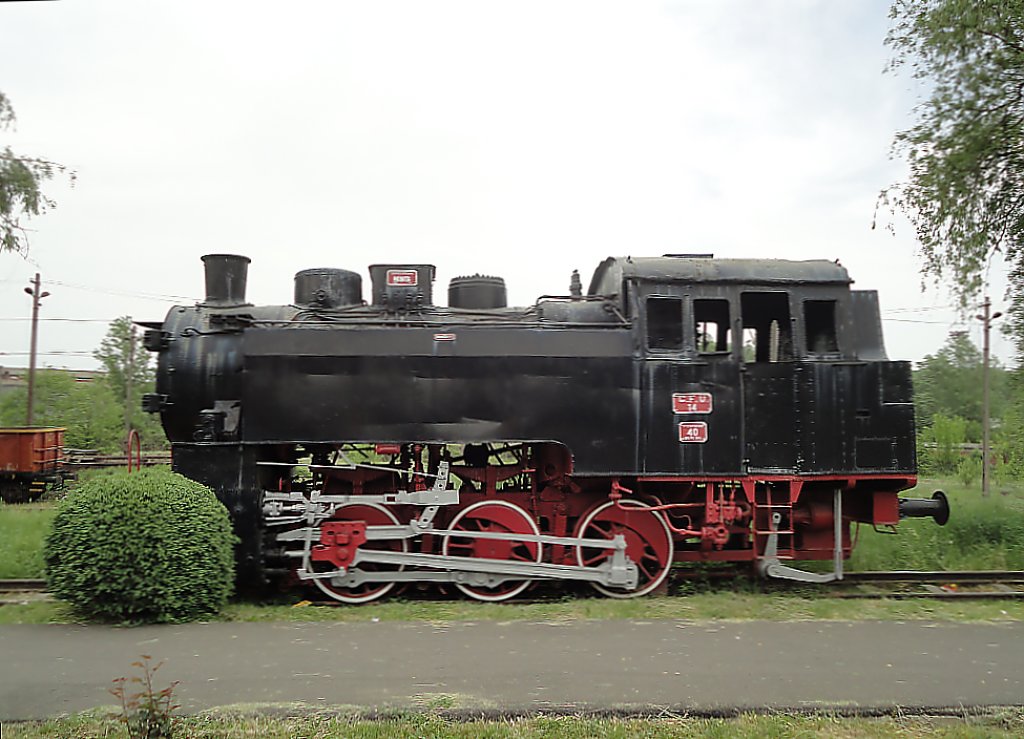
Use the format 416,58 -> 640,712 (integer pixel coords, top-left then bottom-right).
913,331 -> 1007,438
882,2 -> 1024,334
0,91 -> 72,254
94,316 -> 164,449
996,378 -> 1024,476
0,370 -> 123,451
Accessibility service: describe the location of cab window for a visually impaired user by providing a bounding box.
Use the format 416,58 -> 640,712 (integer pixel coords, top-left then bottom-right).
646,296 -> 683,350
694,298 -> 730,354
741,292 -> 792,362
805,299 -> 839,354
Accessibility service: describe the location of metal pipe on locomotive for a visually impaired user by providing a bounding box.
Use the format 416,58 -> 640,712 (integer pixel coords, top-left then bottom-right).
141,253 -> 949,602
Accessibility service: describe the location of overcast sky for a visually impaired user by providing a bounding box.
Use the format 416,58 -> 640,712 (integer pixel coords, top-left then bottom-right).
0,0 -> 1013,371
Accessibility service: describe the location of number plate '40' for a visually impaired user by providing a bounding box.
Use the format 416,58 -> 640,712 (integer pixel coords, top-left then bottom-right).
678,422 -> 708,443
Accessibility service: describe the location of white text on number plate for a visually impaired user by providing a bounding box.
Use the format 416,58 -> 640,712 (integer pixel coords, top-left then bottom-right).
678,422 -> 709,443
672,392 -> 713,414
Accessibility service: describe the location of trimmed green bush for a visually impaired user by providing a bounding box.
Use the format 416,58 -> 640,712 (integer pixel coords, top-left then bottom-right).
45,468 -> 235,623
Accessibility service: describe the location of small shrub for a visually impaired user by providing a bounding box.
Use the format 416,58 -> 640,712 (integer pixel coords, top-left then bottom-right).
110,655 -> 179,739
45,468 -> 235,623
957,455 -> 982,487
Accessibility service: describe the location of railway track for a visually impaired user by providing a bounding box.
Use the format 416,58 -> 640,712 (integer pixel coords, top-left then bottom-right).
4,572 -> 1024,600
0,579 -> 46,593
840,570 -> 1024,585
826,570 -> 1024,599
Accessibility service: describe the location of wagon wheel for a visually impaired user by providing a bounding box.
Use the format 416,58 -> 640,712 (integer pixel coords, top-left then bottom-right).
310,502 -> 407,604
575,500 -> 674,598
442,500 -> 542,602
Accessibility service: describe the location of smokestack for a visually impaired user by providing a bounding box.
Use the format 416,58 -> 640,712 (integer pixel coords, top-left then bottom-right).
201,254 -> 251,307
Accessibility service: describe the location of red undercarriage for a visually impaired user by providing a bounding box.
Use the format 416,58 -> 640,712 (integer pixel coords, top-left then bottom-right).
288,443 -> 916,599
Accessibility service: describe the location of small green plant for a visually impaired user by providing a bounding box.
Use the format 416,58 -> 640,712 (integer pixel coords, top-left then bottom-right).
109,655 -> 179,739
919,413 -> 970,475
958,455 -> 982,487
45,467 -> 235,623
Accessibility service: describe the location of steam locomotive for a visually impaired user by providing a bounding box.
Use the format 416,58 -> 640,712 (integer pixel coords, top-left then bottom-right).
142,254 -> 949,602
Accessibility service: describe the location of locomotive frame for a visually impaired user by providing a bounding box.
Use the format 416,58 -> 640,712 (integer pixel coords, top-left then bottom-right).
143,254 -> 948,602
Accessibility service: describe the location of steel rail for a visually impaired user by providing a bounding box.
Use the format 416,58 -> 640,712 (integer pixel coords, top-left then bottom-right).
822,570 -> 1024,600
827,590 -> 1024,600
7,572 -> 1024,600
838,570 -> 1024,585
0,579 -> 46,592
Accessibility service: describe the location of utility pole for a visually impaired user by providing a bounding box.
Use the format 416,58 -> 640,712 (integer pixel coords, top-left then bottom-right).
125,321 -> 136,449
22,274 -> 50,426
977,296 -> 1003,497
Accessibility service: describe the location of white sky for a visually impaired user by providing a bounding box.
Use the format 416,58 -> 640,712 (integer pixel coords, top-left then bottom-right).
0,0 -> 1014,371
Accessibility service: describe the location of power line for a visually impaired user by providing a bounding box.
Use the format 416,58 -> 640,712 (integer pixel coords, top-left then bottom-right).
47,279 -> 198,302
4,275 -> 197,302
882,318 -> 951,324
0,317 -> 115,323
0,351 -> 94,356
882,305 -> 955,314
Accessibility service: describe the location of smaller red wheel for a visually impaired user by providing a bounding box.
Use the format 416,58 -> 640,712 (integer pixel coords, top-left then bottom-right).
310,502 -> 406,604
575,500 -> 673,598
442,500 -> 542,602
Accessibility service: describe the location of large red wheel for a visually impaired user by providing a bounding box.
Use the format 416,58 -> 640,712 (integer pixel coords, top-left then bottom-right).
575,500 -> 673,598
442,500 -> 542,602
311,502 -> 406,604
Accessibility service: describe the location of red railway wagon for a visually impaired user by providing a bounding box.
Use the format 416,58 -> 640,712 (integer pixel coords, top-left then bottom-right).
0,427 -> 65,503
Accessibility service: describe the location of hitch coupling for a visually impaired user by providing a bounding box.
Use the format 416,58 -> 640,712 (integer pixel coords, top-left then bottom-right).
898,490 -> 950,526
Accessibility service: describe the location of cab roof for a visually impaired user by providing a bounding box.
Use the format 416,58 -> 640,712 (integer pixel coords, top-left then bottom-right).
588,256 -> 852,296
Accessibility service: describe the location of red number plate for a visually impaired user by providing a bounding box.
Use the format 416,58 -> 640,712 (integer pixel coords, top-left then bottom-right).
678,422 -> 708,443
386,269 -> 418,286
672,392 -> 713,414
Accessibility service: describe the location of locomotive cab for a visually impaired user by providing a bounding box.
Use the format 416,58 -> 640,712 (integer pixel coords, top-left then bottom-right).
590,255 -> 925,576
589,255 -> 915,480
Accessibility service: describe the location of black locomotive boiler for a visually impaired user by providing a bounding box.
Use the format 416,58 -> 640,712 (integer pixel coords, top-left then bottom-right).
142,254 -> 949,602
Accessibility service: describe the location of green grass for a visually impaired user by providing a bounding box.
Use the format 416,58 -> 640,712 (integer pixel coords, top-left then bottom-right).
0,503 -> 54,579
219,589 -> 1024,624
3,710 -> 1023,738
848,478 -> 1024,571
3,589 -> 1022,626
223,592 -> 1024,624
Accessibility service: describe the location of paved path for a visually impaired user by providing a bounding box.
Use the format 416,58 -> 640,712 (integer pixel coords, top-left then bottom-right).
2,620 -> 1022,719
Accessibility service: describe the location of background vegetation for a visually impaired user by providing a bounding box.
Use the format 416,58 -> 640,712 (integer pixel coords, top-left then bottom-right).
913,332 -> 1016,483
848,479 -> 1024,571
0,316 -> 165,452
